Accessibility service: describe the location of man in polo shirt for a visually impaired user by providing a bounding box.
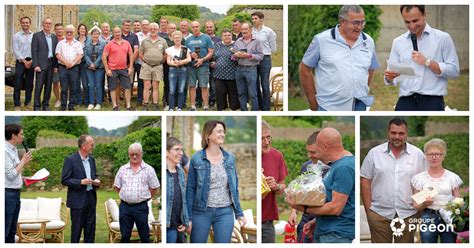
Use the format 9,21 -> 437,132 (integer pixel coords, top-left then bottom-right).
114,143 -> 160,243
233,22 -> 264,111
361,118 -> 426,243
55,24 -> 83,111
185,21 -> 214,111
134,20 -> 150,106
180,20 -> 192,40
121,20 -> 139,105
252,11 -> 277,111
287,128 -> 355,243
5,124 -> 32,243
384,5 -> 460,111
300,5 -> 380,111
103,26 -> 134,111
32,17 -> 58,111
13,16 -> 34,111
232,18 -> 243,41
139,22 -> 168,110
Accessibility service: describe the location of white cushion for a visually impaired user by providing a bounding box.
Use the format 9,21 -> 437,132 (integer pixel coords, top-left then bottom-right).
19,220 -> 66,230
147,200 -> 155,221
243,209 -> 254,225
37,197 -> 62,221
19,199 -> 38,220
360,206 -> 371,240
106,199 -> 119,222
110,221 -> 152,232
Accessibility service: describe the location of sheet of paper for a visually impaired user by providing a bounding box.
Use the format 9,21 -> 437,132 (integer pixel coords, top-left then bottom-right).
387,60 -> 417,76
26,168 -> 50,180
412,187 -> 439,204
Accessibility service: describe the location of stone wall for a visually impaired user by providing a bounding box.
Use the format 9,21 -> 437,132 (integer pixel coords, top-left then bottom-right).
271,123 -> 355,142
244,8 -> 283,51
376,5 -> 469,71
224,143 -> 257,201
425,121 -> 469,137
36,136 -> 119,149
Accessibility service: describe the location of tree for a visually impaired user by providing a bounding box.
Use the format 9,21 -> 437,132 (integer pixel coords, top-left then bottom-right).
81,8 -> 114,30
22,116 -> 89,147
151,5 -> 199,22
128,117 -> 161,134
226,5 -> 283,15
215,12 -> 251,36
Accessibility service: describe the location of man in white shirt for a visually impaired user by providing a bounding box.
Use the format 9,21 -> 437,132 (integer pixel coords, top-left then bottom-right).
13,16 -> 34,111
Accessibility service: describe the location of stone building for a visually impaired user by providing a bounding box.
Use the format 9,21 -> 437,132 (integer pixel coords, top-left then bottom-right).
4,5 -> 79,67
243,7 -> 283,52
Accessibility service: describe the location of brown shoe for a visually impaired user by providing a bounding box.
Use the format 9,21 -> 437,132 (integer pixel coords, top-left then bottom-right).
14,106 -> 21,111
24,104 -> 33,111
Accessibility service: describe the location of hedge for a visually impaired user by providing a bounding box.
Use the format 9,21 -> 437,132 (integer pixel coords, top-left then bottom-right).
37,130 -> 77,139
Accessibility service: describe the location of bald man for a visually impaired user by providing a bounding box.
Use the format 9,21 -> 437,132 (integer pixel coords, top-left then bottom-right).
286,127 -> 355,243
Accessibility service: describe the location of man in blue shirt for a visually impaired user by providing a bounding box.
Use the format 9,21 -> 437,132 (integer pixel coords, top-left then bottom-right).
287,127 -> 355,243
300,5 -> 380,111
384,5 -> 460,111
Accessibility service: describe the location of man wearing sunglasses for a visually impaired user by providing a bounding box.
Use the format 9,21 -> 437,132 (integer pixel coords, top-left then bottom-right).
300,5 -> 380,111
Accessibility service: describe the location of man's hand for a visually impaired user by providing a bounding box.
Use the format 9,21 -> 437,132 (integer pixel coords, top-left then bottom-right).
303,219 -> 316,237
191,52 -> 199,60
288,210 -> 298,226
384,70 -> 400,82
128,67 -> 133,76
92,179 -> 101,186
81,178 -> 93,185
187,222 -> 192,234
265,176 -> 278,190
194,58 -> 204,68
177,225 -> 187,232
21,151 -> 33,165
412,51 -> 427,66
106,69 -> 112,77
25,60 -> 33,69
34,66 -> 41,72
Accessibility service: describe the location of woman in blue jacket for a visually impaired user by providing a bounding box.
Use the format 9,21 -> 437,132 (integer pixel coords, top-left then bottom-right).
186,120 -> 246,243
166,137 -> 189,243
83,28 -> 105,110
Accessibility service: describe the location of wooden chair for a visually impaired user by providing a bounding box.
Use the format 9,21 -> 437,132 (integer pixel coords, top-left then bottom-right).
270,72 -> 284,111
209,223 -> 244,243
240,216 -> 257,243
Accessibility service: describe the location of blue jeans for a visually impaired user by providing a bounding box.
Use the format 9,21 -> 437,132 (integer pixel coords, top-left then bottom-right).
318,99 -> 366,111
395,93 -> 445,111
86,68 -> 105,105
76,63 -> 89,105
5,189 -> 21,243
167,228 -> 180,243
313,232 -> 353,243
256,55 -> 272,111
169,67 -> 187,109
190,206 -> 234,243
59,65 -> 79,109
235,66 -> 258,111
119,201 -> 150,243
14,60 -> 34,107
420,209 -> 457,243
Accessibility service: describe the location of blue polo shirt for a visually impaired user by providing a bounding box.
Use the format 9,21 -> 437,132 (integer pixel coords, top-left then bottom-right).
314,155 -> 355,239
185,33 -> 214,66
302,25 -> 380,111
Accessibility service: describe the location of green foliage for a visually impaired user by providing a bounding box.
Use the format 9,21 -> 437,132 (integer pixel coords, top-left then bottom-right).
215,12 -> 251,36
81,8 -> 114,30
427,116 -> 469,123
226,5 -> 283,15
22,116 -> 88,148
37,130 -> 76,139
199,6 -> 225,21
151,5 -> 199,22
89,126 -> 127,137
194,116 -> 256,144
128,117 -> 161,134
24,146 -> 78,189
263,116 -> 336,128
79,5 -> 153,27
415,134 -> 469,186
407,116 -> 428,136
288,5 -> 382,87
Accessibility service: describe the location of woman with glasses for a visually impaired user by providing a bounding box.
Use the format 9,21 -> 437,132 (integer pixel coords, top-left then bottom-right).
166,137 -> 189,243
186,120 -> 246,243
411,138 -> 463,243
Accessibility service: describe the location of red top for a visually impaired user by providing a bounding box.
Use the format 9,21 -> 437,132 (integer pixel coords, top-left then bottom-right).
262,147 -> 288,222
103,39 -> 132,70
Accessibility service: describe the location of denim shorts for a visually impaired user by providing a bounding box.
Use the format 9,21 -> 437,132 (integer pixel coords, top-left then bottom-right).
187,65 -> 209,88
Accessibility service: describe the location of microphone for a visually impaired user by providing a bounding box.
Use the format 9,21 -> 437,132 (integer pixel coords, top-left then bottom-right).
410,33 -> 418,51
22,141 -> 29,153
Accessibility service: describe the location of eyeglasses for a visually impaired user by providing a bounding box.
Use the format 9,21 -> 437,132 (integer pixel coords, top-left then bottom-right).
426,153 -> 444,158
171,148 -> 183,153
129,153 -> 141,157
343,19 -> 366,27
262,135 -> 272,142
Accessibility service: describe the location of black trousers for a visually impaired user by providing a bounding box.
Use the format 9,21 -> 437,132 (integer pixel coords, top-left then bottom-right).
215,78 -> 240,111
14,60 -> 34,107
34,58 -> 54,109
395,93 -> 445,111
70,191 -> 96,243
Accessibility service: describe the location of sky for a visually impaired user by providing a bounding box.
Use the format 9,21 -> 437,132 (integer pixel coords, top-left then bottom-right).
206,5 -> 231,15
86,116 -> 138,130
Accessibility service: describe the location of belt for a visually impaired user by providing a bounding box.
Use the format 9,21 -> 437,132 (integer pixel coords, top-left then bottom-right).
5,188 -> 21,192
424,208 -> 440,215
238,64 -> 256,68
121,199 -> 149,206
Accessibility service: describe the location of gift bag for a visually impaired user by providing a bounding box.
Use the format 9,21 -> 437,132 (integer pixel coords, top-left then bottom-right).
285,167 -> 326,206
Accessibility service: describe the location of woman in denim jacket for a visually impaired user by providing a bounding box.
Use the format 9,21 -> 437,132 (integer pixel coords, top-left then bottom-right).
166,137 -> 189,243
83,28 -> 105,110
186,120 -> 247,243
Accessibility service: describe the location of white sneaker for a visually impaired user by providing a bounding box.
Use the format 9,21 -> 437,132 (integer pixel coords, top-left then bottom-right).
87,104 -> 94,110
54,100 -> 61,108
177,108 -> 182,111
163,105 -> 169,111
94,104 -> 101,110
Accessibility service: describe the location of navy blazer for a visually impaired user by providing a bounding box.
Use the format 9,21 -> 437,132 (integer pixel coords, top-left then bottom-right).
61,152 -> 98,209
31,30 -> 58,70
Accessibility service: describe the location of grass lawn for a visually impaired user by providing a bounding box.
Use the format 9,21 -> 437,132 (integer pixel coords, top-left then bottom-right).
289,71 -> 469,111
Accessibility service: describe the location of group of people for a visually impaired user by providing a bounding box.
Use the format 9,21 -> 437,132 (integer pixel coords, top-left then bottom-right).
261,121 -> 356,243
166,120 -> 246,243
300,5 -> 460,111
361,118 -> 463,243
13,11 -> 277,111
5,124 -> 160,243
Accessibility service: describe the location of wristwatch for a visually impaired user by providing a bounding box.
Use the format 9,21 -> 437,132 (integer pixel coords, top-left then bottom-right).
425,58 -> 431,67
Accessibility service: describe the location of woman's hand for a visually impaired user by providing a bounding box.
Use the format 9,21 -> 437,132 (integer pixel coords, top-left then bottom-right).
187,222 -> 192,235
177,224 -> 186,232
238,216 -> 247,227
423,196 -> 434,207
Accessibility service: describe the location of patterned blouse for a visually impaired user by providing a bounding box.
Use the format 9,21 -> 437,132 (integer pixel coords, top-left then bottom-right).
207,161 -> 232,208
213,41 -> 238,81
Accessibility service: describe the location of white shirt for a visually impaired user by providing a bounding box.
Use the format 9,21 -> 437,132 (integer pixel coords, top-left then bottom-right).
13,30 -> 33,60
412,169 -> 462,210
385,24 -> 460,96
361,142 -> 426,219
55,39 -> 83,65
5,142 -> 23,189
252,25 -> 277,55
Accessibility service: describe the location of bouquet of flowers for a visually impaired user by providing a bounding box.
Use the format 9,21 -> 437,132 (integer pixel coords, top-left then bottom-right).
285,167 -> 326,206
440,188 -> 469,233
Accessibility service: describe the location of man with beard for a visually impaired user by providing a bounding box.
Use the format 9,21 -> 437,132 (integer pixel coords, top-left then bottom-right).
299,5 -> 379,111
361,118 -> 426,243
